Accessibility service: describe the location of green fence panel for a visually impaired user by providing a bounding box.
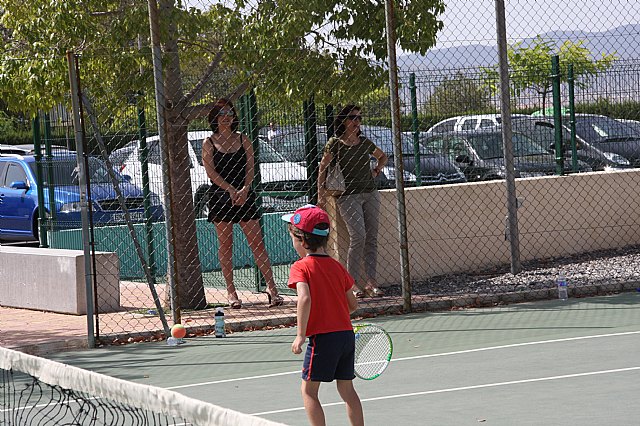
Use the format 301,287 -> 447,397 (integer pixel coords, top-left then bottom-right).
47,212 -> 297,280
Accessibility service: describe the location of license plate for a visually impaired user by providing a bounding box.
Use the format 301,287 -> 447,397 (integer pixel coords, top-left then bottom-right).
110,211 -> 146,222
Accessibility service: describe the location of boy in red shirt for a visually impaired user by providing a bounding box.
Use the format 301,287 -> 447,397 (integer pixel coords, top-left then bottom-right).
282,205 -> 364,426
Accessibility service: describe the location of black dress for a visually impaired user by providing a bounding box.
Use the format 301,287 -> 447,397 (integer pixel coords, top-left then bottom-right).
206,139 -> 260,223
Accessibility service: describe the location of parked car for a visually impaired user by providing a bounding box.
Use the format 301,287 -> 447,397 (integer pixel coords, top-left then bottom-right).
570,114 -> 640,167
420,129 -> 592,181
510,116 -> 631,171
426,114 -> 529,135
119,131 -> 309,216
1,144 -> 71,157
359,126 -> 467,186
0,145 -> 32,155
616,118 -> 640,134
267,125 -> 420,189
109,140 -> 139,172
0,152 -> 163,242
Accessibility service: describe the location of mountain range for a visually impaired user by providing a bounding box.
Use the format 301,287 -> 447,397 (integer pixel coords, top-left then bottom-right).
398,24 -> 640,71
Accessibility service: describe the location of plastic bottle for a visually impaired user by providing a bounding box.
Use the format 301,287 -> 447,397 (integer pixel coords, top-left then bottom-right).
557,272 -> 568,301
167,336 -> 179,346
215,307 -> 226,338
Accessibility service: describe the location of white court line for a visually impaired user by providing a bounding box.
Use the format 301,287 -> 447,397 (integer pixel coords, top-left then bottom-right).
251,366 -> 640,416
393,330 -> 640,362
166,330 -> 640,391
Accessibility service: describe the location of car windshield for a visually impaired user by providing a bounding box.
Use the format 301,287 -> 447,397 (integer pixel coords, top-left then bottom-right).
190,137 -> 288,165
368,129 -> 438,156
29,156 -> 124,185
512,120 -> 557,144
467,132 -> 548,159
575,116 -> 640,143
264,133 -> 307,162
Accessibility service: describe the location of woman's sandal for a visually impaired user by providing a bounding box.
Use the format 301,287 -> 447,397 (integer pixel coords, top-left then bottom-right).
368,287 -> 385,297
228,299 -> 242,309
267,292 -> 284,308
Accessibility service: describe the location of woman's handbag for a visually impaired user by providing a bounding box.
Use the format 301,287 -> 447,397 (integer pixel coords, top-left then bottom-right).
324,144 -> 345,196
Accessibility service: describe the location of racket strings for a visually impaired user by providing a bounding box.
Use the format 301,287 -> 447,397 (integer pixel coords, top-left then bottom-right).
354,328 -> 392,379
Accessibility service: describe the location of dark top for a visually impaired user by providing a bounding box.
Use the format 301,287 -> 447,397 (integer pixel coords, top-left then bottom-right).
210,145 -> 248,191
325,136 -> 377,195
206,137 -> 260,223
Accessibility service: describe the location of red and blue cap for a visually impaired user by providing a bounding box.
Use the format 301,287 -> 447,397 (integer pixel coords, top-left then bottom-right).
281,204 -> 330,236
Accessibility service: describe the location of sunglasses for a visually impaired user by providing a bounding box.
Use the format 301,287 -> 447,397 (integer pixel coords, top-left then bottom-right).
218,110 -> 235,117
346,115 -> 363,122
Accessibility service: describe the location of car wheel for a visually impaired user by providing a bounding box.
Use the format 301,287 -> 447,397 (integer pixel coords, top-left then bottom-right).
194,186 -> 211,219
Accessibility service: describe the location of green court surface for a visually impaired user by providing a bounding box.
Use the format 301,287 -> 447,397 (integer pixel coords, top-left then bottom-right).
50,292 -> 640,425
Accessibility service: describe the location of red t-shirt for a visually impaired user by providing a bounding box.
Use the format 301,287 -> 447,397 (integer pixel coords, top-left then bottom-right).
287,254 -> 355,337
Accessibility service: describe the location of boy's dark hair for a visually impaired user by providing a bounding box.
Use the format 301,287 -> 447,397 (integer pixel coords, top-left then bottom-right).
289,223 -> 329,251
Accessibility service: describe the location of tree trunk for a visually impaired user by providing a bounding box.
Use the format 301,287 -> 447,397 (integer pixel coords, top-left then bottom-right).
159,0 -> 206,310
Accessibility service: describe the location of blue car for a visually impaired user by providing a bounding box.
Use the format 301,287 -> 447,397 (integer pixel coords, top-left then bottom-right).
0,152 -> 163,242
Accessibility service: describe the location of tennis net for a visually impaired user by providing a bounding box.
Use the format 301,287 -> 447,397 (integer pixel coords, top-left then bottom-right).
0,347 -> 285,426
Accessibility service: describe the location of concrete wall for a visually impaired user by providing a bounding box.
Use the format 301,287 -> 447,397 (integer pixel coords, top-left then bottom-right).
0,247 -> 120,314
327,169 -> 640,286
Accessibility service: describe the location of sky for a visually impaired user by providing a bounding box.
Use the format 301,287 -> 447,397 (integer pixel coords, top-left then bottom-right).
437,0 -> 640,47
184,0 -> 640,49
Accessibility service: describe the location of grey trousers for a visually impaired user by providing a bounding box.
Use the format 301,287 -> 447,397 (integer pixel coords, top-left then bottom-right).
335,190 -> 381,285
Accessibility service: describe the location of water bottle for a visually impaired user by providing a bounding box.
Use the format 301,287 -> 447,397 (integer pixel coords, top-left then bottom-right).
557,272 -> 568,301
167,336 -> 179,346
215,307 -> 226,338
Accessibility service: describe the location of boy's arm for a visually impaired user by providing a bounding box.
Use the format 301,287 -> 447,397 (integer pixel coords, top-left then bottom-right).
346,287 -> 358,314
292,281 -> 311,354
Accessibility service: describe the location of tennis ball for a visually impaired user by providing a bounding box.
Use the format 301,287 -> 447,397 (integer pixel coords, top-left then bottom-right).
171,324 -> 186,339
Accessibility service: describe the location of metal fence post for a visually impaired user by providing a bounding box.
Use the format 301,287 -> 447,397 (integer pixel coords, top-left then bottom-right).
567,63 -> 578,172
137,99 -> 157,281
385,0 -> 412,311
66,51 -> 95,349
495,0 -> 521,274
325,104 -> 335,139
303,98 -> 319,204
32,115 -> 48,248
552,55 -> 564,176
409,73 -> 422,185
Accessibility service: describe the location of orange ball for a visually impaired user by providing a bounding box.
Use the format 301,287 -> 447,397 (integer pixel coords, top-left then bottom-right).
171,324 -> 186,339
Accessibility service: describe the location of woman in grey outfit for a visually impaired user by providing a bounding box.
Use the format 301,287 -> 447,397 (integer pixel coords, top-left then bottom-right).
317,104 -> 388,298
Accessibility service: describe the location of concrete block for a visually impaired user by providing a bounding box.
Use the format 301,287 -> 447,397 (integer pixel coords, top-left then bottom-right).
0,247 -> 120,314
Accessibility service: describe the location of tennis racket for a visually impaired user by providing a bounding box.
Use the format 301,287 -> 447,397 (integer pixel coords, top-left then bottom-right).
353,324 -> 393,380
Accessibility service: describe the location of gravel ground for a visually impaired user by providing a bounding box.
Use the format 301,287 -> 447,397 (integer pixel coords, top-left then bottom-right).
384,244 -> 640,297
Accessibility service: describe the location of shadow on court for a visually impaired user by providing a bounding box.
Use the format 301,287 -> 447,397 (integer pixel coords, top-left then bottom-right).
47,292 -> 640,425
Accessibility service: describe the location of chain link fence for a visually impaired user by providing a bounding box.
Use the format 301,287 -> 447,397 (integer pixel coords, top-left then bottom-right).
1,0 -> 640,345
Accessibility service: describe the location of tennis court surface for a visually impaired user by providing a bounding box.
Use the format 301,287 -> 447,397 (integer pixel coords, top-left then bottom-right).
3,292 -> 639,425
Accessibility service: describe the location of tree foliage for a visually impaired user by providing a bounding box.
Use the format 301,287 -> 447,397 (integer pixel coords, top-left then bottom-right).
427,72 -> 492,116
482,36 -> 616,111
1,0 -> 446,115
2,0 -> 446,309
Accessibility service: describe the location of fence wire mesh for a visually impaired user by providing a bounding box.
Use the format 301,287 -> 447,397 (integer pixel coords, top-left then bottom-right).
1,0 -> 640,345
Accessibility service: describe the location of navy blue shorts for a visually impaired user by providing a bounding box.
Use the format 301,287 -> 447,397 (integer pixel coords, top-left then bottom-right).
302,330 -> 355,382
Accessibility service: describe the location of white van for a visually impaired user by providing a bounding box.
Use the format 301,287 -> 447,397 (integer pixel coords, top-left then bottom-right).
427,114 -> 528,134
120,130 -> 308,216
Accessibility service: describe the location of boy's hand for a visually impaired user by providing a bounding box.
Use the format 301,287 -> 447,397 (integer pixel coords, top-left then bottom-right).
291,336 -> 305,354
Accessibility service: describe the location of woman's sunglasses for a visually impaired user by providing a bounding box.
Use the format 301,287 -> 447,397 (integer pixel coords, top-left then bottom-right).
218,110 -> 235,117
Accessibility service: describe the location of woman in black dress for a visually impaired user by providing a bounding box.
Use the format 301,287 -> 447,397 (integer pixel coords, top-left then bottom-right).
202,98 -> 284,308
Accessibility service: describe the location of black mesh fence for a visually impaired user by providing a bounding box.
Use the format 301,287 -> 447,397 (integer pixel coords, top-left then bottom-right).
1,0 -> 639,344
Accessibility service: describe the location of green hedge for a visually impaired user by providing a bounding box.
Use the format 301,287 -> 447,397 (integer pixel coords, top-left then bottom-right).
575,99 -> 640,121
0,131 -> 33,145
7,99 -> 640,147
